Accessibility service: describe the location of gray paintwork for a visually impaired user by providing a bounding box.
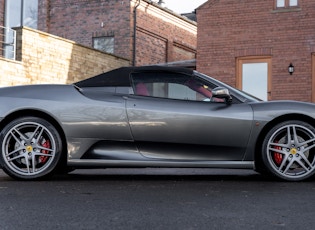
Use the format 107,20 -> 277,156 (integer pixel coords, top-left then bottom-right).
0,66 -> 315,172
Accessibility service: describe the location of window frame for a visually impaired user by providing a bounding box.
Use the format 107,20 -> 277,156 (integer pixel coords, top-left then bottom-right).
275,0 -> 299,9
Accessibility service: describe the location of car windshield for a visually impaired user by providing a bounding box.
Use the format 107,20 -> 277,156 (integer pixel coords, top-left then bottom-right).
194,71 -> 262,103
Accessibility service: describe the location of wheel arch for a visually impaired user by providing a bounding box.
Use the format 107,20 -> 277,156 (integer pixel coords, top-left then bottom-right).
254,113 -> 315,171
0,109 -> 68,168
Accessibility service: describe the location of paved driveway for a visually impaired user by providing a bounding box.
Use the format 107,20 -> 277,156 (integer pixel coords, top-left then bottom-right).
0,168 -> 315,230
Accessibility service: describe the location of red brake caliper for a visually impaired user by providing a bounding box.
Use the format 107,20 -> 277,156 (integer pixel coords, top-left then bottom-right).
39,139 -> 51,163
273,141 -> 283,166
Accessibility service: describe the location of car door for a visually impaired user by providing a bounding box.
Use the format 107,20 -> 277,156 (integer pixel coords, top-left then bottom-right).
126,71 -> 254,161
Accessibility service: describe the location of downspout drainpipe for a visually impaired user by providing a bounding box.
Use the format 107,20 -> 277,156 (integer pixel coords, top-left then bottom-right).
133,0 -> 141,66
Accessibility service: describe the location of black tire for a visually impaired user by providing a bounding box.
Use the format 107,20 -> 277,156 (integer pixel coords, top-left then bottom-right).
262,120 -> 315,181
0,117 -> 63,180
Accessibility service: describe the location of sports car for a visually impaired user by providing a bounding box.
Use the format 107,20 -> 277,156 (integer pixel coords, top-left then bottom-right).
1,66 -> 315,181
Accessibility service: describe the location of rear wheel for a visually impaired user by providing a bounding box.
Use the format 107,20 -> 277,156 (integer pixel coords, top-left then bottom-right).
0,117 -> 62,180
262,120 -> 315,181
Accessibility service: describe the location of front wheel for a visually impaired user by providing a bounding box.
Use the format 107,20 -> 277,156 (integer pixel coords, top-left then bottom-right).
0,117 -> 62,180
262,120 -> 315,181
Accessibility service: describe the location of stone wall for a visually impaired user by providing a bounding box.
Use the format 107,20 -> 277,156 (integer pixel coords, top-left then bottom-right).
0,27 -> 129,87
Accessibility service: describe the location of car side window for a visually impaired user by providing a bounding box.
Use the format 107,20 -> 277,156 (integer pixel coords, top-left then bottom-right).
131,72 -> 218,102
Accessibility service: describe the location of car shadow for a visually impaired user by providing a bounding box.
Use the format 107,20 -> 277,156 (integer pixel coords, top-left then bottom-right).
2,168 -> 313,182
52,168 -> 276,182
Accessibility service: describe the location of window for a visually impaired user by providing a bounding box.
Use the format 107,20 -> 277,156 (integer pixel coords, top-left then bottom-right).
131,72 -> 218,102
276,0 -> 299,8
92,36 -> 114,54
5,0 -> 38,29
4,0 -> 38,59
277,0 -> 285,7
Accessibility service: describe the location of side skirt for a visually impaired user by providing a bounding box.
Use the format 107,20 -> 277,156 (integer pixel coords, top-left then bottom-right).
68,160 -> 254,169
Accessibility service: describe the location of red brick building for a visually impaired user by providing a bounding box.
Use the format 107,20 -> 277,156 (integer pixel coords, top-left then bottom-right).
1,0 -> 196,67
38,0 -> 197,67
197,0 -> 315,102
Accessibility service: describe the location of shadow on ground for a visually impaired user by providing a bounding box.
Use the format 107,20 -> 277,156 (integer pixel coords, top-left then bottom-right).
56,168 -> 271,182
1,168 -> 313,182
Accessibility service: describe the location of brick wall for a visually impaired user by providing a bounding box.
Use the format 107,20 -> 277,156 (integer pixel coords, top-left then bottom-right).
0,0 -> 5,58
38,0 -> 50,32
0,27 -> 129,86
38,0 -> 131,61
37,0 -> 197,67
135,28 -> 168,65
133,0 -> 197,66
0,0 -> 4,27
197,0 -> 315,101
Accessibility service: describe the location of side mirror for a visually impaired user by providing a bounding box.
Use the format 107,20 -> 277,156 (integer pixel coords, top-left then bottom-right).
212,87 -> 232,104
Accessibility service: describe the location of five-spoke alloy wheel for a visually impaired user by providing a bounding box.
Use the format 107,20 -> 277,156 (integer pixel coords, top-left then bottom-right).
262,120 -> 315,181
0,117 -> 62,180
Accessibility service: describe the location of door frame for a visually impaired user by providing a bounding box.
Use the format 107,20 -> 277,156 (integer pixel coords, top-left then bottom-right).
236,56 -> 272,100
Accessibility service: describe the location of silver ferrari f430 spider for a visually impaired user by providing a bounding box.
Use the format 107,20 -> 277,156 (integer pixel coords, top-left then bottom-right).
1,66 -> 315,181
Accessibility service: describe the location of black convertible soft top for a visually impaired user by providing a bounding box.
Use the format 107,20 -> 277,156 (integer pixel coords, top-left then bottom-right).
74,66 -> 193,87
